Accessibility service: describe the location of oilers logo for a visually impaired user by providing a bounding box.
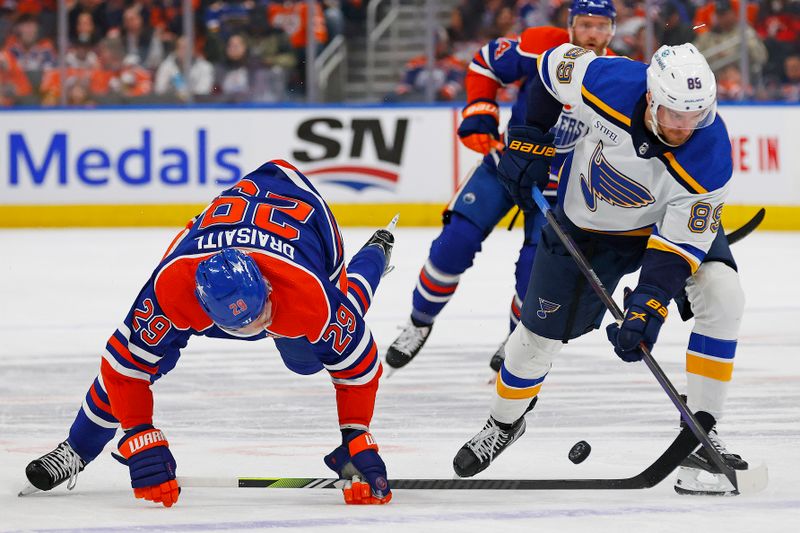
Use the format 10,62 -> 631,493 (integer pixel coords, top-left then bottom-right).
580,142 -> 655,211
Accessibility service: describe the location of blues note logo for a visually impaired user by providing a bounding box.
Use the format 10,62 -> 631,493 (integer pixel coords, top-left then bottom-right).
580,142 -> 655,211
537,298 -> 561,319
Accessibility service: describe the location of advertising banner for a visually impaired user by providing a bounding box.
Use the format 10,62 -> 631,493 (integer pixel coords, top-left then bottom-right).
1,104 -> 797,228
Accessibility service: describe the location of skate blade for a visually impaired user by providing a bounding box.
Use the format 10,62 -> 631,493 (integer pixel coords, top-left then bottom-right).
383,362 -> 399,379
385,213 -> 400,233
18,483 -> 40,497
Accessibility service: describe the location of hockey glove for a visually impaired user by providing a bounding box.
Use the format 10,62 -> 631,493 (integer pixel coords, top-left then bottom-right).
458,99 -> 505,155
324,429 -> 392,505
497,126 -> 556,211
115,425 -> 180,507
606,285 -> 669,362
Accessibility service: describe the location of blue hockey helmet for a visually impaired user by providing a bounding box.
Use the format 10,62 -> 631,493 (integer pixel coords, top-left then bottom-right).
195,248 -> 270,332
568,0 -> 617,26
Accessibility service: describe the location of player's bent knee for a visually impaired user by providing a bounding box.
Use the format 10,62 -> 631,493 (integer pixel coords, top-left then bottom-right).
504,324 -> 563,377
428,213 -> 486,273
687,262 -> 744,338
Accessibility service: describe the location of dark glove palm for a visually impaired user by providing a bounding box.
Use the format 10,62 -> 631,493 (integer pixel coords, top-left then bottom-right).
606,285 -> 669,362
497,126 -> 556,211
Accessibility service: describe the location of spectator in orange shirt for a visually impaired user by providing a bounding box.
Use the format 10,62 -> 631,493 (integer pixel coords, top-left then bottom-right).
0,48 -> 32,106
40,40 -> 98,106
266,0 -> 329,95
267,0 -> 328,50
90,37 -> 152,102
4,14 -> 56,72
693,0 -> 759,34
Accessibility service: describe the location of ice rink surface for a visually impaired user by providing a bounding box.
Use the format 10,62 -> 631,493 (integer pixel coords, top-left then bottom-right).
1,226 -> 799,532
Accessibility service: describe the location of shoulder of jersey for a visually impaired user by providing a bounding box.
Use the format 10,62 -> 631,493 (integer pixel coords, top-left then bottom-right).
518,26 -> 569,56
578,55 -> 648,129
660,116 -> 732,194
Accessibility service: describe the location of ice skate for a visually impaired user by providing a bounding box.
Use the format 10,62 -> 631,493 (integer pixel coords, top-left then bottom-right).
20,441 -> 86,496
453,415 -> 526,477
674,428 -> 749,496
385,320 -> 432,371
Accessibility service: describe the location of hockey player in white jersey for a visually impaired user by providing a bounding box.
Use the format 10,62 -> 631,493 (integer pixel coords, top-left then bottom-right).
453,43 -> 751,495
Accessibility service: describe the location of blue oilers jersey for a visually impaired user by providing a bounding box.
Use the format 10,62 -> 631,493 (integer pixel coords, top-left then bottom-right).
537,44 -> 733,274
100,160 -> 384,429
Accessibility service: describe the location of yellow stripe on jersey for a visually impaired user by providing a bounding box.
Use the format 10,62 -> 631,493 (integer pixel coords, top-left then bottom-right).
686,353 -> 734,382
646,235 -> 701,273
496,379 -> 542,400
580,86 -> 631,127
662,152 -> 708,194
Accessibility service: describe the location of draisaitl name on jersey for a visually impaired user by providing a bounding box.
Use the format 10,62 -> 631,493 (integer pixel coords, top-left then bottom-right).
195,227 -> 296,259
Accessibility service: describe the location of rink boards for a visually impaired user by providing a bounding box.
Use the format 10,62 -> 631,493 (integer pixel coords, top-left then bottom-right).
0,103 -> 797,229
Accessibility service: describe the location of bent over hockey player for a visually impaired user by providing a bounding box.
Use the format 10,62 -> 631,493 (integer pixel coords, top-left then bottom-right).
453,43 -> 752,495
22,160 -> 395,506
386,0 -> 617,372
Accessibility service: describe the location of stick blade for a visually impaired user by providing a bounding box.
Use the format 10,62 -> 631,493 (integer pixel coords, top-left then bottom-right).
735,463 -> 768,495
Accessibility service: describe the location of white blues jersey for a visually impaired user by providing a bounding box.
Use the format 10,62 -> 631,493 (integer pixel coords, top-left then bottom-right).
537,43 -> 732,273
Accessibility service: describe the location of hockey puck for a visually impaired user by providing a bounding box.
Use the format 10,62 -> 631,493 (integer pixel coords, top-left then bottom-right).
568,440 -> 591,464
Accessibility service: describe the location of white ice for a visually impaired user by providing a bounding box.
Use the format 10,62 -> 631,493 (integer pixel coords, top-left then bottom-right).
1,226 -> 799,532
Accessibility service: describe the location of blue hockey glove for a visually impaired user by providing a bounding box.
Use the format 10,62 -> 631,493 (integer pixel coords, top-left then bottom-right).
606,285 -> 669,362
324,429 -> 392,505
114,424 -> 179,507
497,126 -> 556,211
458,99 -> 504,155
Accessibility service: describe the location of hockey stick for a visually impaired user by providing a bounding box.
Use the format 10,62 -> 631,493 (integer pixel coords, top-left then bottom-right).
530,188 -> 766,494
725,207 -> 766,245
177,415 -> 708,491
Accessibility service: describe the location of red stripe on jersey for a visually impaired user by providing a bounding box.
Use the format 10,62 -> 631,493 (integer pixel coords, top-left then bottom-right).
349,281 -> 369,311
420,269 -> 457,294
271,159 -> 300,172
108,335 -> 158,375
472,51 -> 489,69
100,359 -> 154,428
465,68 -> 501,101
89,383 -> 113,414
511,298 -> 521,319
330,341 -> 377,380
334,368 -> 381,428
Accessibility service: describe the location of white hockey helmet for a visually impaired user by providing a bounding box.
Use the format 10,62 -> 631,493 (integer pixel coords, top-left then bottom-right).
646,44 -> 717,145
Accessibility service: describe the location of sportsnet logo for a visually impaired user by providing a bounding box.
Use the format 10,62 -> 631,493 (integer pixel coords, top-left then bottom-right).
292,117 -> 408,192
304,165 -> 399,192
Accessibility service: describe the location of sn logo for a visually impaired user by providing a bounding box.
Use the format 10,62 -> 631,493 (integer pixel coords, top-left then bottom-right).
292,118 -> 408,166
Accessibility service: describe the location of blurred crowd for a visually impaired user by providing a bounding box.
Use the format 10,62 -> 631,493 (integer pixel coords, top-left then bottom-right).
1,0 -> 798,107
0,0 -> 365,106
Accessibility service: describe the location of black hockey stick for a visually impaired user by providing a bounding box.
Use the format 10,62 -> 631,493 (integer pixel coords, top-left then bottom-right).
529,188 -> 744,491
726,207 -> 766,245
178,416 -> 705,491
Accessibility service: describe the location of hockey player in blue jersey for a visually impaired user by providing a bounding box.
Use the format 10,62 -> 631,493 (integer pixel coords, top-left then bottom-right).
453,43 -> 753,496
21,159 -> 395,506
385,0 -> 617,372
